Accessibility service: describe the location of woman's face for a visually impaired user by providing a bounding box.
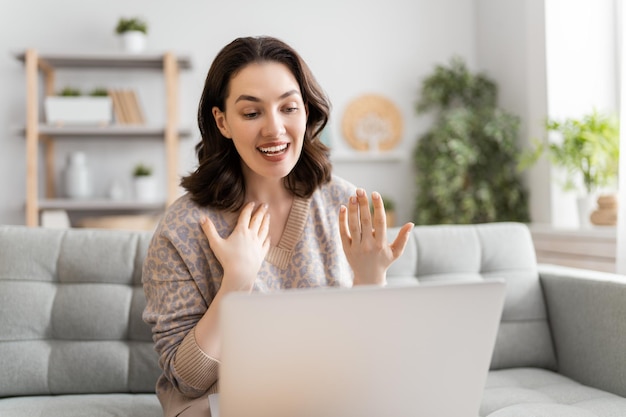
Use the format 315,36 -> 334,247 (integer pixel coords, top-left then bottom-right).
213,61 -> 307,183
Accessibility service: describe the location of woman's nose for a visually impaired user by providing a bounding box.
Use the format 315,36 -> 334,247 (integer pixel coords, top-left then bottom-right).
261,112 -> 286,137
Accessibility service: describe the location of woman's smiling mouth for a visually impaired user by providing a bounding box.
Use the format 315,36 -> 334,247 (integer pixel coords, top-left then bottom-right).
258,143 -> 289,155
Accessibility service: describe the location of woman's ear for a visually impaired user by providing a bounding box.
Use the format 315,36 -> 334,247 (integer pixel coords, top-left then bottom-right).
212,107 -> 232,138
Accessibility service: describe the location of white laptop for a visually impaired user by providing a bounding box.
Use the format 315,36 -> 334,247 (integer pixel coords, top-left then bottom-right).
213,280 -> 505,417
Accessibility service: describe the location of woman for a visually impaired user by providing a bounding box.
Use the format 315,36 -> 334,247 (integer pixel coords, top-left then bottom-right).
142,36 -> 414,416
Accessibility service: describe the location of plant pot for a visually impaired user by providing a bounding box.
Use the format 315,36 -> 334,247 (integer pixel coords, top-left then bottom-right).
120,31 -> 146,53
133,176 -> 159,202
386,211 -> 396,227
590,194 -> 617,226
576,195 -> 595,228
45,96 -> 112,126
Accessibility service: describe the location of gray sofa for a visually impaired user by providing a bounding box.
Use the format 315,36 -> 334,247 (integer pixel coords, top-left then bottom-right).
0,222 -> 625,416
0,225 -> 161,417
386,222 -> 626,416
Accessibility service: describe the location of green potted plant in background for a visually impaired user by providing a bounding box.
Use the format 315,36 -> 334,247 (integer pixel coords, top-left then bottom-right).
59,87 -> 81,97
520,110 -> 619,226
44,86 -> 112,126
115,17 -> 148,53
412,57 -> 530,225
89,87 -> 109,97
132,163 -> 158,202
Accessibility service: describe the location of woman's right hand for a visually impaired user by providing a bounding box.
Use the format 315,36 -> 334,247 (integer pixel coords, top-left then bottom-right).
200,202 -> 270,293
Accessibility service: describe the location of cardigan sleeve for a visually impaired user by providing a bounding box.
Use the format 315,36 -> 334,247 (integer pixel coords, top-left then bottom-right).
142,223 -> 220,398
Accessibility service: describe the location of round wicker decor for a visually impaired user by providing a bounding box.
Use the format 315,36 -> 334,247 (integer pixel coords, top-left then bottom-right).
341,94 -> 403,151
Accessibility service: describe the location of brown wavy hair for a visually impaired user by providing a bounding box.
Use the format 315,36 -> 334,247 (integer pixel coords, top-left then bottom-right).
180,36 -> 333,211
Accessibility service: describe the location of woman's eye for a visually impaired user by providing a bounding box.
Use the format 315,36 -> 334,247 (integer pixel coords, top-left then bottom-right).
284,106 -> 298,113
243,112 -> 258,119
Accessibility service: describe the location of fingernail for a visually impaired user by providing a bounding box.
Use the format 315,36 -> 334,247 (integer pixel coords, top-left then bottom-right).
350,196 -> 357,205
372,191 -> 381,200
200,216 -> 207,225
340,205 -> 347,213
356,188 -> 365,197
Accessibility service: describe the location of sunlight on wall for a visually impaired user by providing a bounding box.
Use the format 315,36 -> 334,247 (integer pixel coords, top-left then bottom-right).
545,0 -> 618,228
617,1 -> 626,274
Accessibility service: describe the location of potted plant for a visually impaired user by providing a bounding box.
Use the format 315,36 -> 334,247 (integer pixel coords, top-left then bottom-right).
115,17 -> 148,53
520,110 -> 619,226
45,87 -> 112,126
133,163 -> 159,202
412,57 -> 530,225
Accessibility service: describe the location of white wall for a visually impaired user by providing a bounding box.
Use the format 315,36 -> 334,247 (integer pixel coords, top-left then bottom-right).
619,0 -> 626,274
475,0 -> 551,224
0,0 -> 478,226
545,0 -> 618,227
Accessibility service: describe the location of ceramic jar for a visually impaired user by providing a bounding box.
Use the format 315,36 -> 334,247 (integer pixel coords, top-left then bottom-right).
63,152 -> 92,199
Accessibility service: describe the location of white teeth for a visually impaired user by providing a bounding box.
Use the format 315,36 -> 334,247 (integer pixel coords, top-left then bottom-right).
259,144 -> 288,154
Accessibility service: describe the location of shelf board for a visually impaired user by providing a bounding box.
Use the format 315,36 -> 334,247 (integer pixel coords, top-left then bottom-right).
14,51 -> 192,70
529,223 -> 616,239
19,124 -> 193,138
38,199 -> 165,211
331,150 -> 407,163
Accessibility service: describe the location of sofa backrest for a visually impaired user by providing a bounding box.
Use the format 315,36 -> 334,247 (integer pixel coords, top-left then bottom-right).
386,222 -> 557,371
0,226 -> 160,398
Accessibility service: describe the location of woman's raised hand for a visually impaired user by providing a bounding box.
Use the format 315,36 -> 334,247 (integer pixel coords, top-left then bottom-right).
200,202 -> 270,293
339,189 -> 413,286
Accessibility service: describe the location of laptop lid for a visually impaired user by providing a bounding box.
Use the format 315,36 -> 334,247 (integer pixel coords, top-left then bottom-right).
218,281 -> 505,417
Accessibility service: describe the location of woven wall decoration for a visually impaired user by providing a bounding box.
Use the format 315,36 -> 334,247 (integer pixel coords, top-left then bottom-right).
341,94 -> 403,152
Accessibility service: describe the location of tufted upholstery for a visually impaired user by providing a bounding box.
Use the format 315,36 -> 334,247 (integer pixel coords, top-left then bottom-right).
386,222 -> 626,416
481,368 -> 626,417
0,226 -> 160,416
1,222 -> 625,416
387,222 -> 557,371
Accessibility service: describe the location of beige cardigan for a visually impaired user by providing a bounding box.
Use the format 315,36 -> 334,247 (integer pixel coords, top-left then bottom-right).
142,176 -> 355,416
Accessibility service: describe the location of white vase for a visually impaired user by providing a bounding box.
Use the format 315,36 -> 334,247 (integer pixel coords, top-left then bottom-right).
134,176 -> 158,202
120,31 -> 146,53
64,152 -> 92,199
576,195 -> 595,228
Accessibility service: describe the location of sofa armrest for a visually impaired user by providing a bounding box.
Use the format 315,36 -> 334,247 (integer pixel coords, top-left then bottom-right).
539,264 -> 626,397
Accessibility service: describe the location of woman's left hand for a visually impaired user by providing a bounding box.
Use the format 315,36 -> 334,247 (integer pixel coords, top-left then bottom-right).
339,188 -> 414,286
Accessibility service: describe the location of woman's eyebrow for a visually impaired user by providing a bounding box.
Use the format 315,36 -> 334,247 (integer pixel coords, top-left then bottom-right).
235,94 -> 259,103
234,89 -> 301,103
279,89 -> 300,99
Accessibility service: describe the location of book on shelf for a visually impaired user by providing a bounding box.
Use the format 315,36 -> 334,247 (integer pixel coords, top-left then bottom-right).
108,89 -> 145,125
109,90 -> 125,123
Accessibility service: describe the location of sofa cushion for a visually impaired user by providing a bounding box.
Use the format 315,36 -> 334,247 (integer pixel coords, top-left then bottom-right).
0,393 -> 160,417
482,368 -> 626,417
386,223 -> 557,370
0,226 -> 160,397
